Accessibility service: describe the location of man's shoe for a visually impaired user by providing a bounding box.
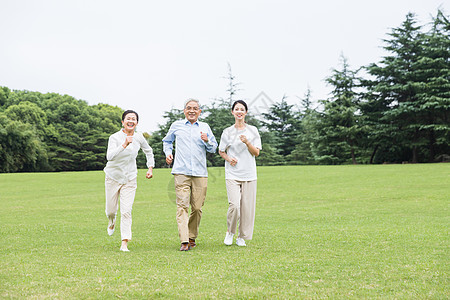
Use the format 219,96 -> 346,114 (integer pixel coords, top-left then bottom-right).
224,232 -> 234,246
189,239 -> 197,248
236,238 -> 246,247
120,246 -> 129,252
180,243 -> 191,251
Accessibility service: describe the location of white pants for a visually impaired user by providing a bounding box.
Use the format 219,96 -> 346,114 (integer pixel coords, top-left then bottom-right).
105,176 -> 137,241
225,179 -> 257,240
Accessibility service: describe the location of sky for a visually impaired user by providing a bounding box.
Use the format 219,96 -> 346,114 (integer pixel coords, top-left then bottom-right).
0,0 -> 447,132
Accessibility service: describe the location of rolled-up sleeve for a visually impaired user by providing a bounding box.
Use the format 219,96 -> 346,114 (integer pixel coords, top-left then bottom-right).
162,124 -> 176,156
202,124 -> 217,153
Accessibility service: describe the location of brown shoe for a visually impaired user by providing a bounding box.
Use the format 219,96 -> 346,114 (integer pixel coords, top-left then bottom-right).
180,243 -> 191,251
189,239 -> 196,248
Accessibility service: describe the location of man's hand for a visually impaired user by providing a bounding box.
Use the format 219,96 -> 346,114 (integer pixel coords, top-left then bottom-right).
200,131 -> 208,142
166,154 -> 173,165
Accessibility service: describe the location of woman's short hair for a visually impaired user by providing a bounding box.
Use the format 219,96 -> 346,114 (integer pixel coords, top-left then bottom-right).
232,100 -> 248,112
122,110 -> 139,122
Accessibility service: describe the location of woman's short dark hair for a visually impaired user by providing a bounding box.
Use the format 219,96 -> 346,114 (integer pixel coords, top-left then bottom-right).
231,100 -> 248,112
122,110 -> 139,122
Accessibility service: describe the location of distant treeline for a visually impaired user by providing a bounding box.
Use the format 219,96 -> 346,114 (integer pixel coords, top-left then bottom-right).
0,89 -> 124,172
0,10 -> 448,173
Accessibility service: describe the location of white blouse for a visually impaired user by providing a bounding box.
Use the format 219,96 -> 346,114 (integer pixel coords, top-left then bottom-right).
104,130 -> 155,184
219,124 -> 262,181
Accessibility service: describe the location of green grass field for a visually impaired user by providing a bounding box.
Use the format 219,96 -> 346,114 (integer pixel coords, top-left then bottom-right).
0,164 -> 448,299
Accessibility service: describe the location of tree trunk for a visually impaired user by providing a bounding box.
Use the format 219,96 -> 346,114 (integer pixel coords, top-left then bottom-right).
428,130 -> 436,163
370,145 -> 379,164
351,147 -> 357,164
412,146 -> 418,163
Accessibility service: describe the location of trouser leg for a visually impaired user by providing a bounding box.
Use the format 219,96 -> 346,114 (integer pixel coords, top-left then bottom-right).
105,177 -> 120,227
175,175 -> 191,243
225,179 -> 241,235
188,177 -> 208,240
119,178 -> 137,241
238,180 -> 257,240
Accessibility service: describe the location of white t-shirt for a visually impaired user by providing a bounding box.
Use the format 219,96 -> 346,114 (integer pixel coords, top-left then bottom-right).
219,124 -> 262,181
104,130 -> 155,184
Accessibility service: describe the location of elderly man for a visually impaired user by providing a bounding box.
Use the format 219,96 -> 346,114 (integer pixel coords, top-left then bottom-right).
163,99 -> 218,251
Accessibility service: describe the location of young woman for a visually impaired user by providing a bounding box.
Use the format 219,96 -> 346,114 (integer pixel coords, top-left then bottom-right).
218,100 -> 262,246
104,110 -> 154,252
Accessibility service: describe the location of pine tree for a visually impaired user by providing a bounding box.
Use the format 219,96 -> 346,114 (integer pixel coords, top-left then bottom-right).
312,55 -> 363,164
412,10 -> 450,162
364,11 -> 450,163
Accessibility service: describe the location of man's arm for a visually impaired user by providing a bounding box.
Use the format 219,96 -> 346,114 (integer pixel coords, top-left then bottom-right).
162,123 -> 176,164
202,124 -> 218,153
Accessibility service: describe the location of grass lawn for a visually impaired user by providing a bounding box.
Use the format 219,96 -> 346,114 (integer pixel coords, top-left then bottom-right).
0,164 -> 448,298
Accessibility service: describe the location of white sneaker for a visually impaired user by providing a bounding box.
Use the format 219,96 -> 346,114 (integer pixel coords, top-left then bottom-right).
236,238 -> 246,247
107,224 -> 115,236
120,245 -> 129,252
224,232 -> 234,246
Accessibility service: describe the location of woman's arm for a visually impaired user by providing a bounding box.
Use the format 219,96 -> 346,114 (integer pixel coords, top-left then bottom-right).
245,142 -> 260,157
219,150 -> 237,166
239,135 -> 260,157
106,134 -> 126,161
139,134 -> 155,169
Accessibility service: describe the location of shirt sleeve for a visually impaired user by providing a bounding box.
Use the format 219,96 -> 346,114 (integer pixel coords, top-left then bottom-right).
162,123 -> 176,156
202,124 -> 218,153
251,126 -> 262,150
218,129 -> 228,152
138,133 -> 155,168
106,133 -> 125,161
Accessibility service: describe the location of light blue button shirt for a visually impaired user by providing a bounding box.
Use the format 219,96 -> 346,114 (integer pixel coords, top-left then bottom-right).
163,119 -> 218,177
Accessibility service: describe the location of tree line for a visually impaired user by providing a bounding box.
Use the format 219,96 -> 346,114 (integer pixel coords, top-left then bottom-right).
0,89 -> 125,172
0,10 -> 448,173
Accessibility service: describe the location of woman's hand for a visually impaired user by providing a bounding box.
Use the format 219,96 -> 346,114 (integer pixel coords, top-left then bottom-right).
228,157 -> 238,166
146,167 -> 153,179
123,136 -> 133,148
219,150 -> 237,166
240,135 -> 260,157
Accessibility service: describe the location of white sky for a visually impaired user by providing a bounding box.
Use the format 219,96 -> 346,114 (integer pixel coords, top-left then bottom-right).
0,0 -> 447,132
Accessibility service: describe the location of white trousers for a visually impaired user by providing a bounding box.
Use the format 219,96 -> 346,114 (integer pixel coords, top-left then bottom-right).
225,179 -> 257,240
105,176 -> 137,241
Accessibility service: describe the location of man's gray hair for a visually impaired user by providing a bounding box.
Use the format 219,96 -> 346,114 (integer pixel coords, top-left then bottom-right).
184,98 -> 201,109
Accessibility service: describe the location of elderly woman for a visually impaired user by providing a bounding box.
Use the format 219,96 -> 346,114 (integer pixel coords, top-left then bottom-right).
219,100 -> 261,247
104,110 -> 154,252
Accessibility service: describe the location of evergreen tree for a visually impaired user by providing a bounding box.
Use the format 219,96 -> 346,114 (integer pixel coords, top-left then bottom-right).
364,13 -> 426,163
287,88 -> 317,165
261,95 -> 301,158
412,10 -> 450,162
312,56 -> 363,164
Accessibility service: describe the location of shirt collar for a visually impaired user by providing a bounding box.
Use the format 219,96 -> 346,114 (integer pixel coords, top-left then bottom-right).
121,129 -> 136,135
184,119 -> 199,126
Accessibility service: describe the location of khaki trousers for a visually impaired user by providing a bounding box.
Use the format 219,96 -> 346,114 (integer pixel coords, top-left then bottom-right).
105,176 -> 137,241
225,179 -> 257,240
174,174 -> 208,243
